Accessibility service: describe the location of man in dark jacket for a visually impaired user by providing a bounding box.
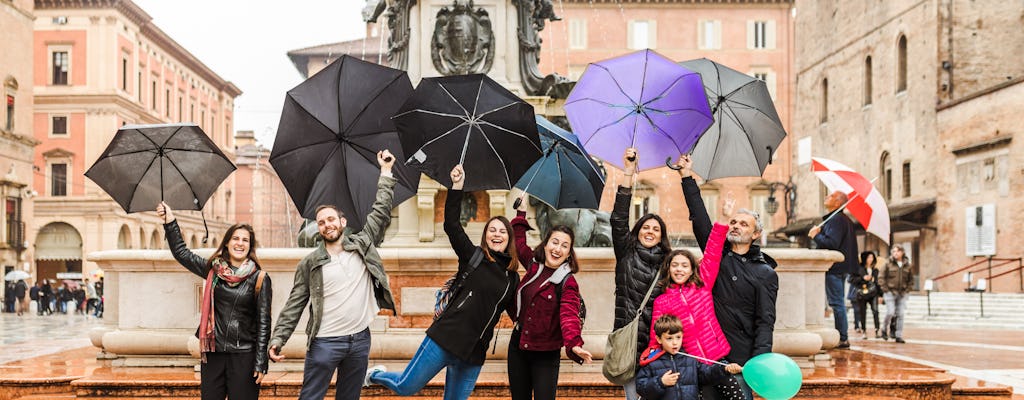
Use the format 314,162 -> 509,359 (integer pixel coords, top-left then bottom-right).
14,279 -> 28,316
808,190 -> 858,348
677,155 -> 778,400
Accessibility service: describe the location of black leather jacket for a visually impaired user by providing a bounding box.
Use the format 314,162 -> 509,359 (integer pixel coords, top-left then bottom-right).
164,221 -> 272,373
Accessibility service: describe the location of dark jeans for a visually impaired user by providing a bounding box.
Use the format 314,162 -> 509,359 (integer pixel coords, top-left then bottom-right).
507,329 -> 560,400
300,328 -> 372,400
855,296 -> 880,331
371,336 -> 482,400
201,351 -> 259,400
825,273 -> 848,341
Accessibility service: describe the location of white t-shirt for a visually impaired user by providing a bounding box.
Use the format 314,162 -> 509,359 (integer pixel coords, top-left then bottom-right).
317,250 -> 378,337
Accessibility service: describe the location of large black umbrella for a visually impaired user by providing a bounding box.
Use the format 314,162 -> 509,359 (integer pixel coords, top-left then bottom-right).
513,116 -> 605,210
393,74 -> 542,191
679,58 -> 787,180
270,55 -> 419,231
85,123 -> 235,214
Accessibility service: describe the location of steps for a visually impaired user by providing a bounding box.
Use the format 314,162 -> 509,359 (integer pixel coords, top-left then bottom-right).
846,292 -> 1024,330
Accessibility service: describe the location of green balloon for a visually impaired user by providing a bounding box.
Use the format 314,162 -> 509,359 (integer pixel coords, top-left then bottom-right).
742,353 -> 803,400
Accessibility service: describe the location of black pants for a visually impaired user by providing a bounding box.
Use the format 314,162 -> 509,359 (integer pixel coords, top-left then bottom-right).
507,329 -> 560,400
855,297 -> 880,331
201,351 -> 259,400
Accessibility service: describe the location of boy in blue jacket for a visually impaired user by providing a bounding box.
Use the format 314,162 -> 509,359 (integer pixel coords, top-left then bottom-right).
637,315 -> 743,400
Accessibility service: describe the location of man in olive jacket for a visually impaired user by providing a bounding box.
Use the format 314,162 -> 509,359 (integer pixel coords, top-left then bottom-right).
269,150 -> 397,400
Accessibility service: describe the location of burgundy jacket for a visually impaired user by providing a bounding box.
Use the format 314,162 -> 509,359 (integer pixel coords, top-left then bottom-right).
510,211 -> 585,363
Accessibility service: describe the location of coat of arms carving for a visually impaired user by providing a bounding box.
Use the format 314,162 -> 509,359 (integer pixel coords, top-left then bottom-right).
431,1 -> 494,75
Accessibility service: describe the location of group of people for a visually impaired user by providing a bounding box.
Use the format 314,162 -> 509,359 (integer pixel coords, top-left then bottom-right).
2,278 -> 102,317
810,190 -> 915,347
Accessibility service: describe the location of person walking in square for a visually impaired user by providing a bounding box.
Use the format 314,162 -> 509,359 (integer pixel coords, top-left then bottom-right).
366,164 -> 520,400
879,245 -> 913,343
852,251 -> 881,339
158,202 -> 272,399
808,190 -> 859,349
269,150 -> 398,400
636,315 -> 743,400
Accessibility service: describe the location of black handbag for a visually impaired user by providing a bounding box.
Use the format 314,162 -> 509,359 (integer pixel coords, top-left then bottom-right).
856,281 -> 879,301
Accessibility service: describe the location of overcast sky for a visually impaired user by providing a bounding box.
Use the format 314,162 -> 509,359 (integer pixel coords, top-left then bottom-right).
134,1 -> 368,147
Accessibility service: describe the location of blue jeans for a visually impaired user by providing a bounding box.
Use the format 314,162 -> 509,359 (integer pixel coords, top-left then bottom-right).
825,273 -> 849,341
370,337 -> 482,400
299,328 -> 371,400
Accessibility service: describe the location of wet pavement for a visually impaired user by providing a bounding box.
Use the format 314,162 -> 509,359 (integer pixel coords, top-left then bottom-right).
0,311 -> 104,366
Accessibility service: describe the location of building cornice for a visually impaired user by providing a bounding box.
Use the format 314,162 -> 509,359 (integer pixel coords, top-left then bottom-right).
34,0 -> 242,98
558,0 -> 792,3
2,1 -> 36,21
0,129 -> 42,147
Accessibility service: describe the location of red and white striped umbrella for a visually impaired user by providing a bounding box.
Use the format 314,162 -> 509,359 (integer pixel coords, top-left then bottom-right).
811,157 -> 890,244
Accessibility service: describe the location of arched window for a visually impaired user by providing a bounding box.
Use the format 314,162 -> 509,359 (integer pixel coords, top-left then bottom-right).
864,56 -> 873,105
896,35 -> 907,93
117,225 -> 132,249
820,78 -> 828,123
880,152 -> 892,201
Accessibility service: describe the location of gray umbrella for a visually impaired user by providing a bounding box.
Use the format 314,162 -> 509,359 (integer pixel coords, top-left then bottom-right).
680,58 -> 787,180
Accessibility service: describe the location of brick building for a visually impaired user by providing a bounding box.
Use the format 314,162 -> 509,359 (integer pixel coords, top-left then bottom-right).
233,130 -> 300,248
792,0 -> 1024,292
30,0 -> 241,281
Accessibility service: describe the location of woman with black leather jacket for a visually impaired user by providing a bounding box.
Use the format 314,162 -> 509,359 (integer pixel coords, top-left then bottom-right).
157,202 -> 272,400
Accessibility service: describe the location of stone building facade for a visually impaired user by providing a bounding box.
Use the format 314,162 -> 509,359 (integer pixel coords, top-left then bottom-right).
792,0 -> 1024,292
0,0 -> 40,282
30,0 -> 241,281
233,130 -> 300,248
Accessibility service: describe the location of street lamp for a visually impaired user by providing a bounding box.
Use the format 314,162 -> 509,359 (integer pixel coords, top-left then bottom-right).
765,180 -> 797,225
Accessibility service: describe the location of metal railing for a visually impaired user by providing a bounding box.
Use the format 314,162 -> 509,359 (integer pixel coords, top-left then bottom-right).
930,256 -> 1023,293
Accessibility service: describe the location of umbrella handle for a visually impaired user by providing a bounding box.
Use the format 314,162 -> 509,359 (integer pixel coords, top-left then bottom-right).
513,197 -> 523,210
627,155 -> 636,162
383,156 -> 393,163
665,157 -> 682,171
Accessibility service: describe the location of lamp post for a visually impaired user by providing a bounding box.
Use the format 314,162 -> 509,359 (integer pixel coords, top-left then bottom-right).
765,180 -> 797,225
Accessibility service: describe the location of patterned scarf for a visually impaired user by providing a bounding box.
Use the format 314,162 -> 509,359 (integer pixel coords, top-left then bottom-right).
198,258 -> 257,361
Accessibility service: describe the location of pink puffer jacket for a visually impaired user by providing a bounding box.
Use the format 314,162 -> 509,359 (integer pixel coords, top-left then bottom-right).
647,223 -> 731,363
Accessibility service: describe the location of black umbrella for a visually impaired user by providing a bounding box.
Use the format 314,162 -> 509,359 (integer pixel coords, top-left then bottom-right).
393,74 -> 542,191
85,123 -> 235,241
678,58 -> 787,180
513,116 -> 605,210
270,55 -> 419,231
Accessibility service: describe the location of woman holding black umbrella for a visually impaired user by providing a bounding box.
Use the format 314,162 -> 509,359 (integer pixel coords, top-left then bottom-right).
157,203 -> 271,400
367,164 -> 520,400
612,148 -> 672,400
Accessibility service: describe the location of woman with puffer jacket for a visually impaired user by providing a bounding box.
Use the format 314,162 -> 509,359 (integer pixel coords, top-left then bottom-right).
508,203 -> 594,400
612,148 -> 673,400
647,194 -> 745,399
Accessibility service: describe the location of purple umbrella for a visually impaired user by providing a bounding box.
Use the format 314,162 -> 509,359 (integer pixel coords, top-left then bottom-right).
564,50 -> 713,171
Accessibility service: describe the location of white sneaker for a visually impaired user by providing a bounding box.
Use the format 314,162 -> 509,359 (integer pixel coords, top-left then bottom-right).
364,365 -> 386,387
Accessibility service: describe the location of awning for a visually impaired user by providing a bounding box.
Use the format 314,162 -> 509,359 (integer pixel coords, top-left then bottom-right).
35,223 -> 83,261
890,198 -> 937,232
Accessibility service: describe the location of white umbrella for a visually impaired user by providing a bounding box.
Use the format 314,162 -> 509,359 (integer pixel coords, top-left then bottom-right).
4,270 -> 29,281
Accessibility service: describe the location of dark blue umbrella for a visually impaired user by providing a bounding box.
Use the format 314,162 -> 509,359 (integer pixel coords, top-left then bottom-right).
513,116 -> 606,210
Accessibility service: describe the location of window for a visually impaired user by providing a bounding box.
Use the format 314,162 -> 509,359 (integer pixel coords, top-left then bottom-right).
190,104 -> 194,122
137,70 -> 143,102
178,96 -> 183,122
880,152 -> 892,201
151,80 -> 157,110
165,89 -> 171,117
6,197 -> 22,248
629,20 -> 656,49
750,68 -> 777,99
569,19 -> 587,49
753,21 -> 767,49
4,95 -> 12,131
820,78 -> 828,123
748,20 -> 776,50
699,20 -> 720,50
52,51 -> 69,85
51,163 -> 68,196
121,57 -> 128,91
897,35 -> 907,93
902,162 -> 911,197
52,116 -> 67,135
864,56 -> 873,106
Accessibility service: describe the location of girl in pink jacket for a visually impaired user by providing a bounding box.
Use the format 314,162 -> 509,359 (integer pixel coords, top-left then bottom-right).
647,196 -> 745,400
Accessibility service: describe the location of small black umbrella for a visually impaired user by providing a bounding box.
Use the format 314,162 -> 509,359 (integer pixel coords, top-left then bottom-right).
85,123 -> 235,241
394,74 -> 542,191
270,55 -> 420,231
679,58 -> 787,180
513,116 -> 605,210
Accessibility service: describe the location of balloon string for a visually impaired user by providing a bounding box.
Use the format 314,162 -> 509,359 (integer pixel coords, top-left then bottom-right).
676,352 -> 730,367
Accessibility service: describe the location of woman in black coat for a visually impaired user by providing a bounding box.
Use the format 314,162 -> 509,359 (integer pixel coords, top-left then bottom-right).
852,251 -> 881,339
157,203 -> 271,400
611,148 -> 673,400
367,165 -> 520,400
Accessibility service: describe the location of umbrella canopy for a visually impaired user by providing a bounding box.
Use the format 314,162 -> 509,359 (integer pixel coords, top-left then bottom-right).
564,49 -> 713,171
681,58 -> 787,180
4,270 -> 29,281
85,123 -> 235,213
812,157 -> 890,244
394,74 -> 542,191
514,116 -> 605,210
270,55 -> 420,231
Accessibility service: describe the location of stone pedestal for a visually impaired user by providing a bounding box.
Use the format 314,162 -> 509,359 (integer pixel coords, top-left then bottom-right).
88,246 -> 841,369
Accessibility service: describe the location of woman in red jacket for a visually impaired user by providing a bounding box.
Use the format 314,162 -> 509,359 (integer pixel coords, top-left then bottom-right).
647,194 -> 745,400
508,202 -> 593,400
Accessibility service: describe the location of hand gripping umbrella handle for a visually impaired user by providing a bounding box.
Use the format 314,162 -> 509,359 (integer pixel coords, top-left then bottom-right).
513,197 -> 523,210
627,155 -> 636,162
665,157 -> 682,170
383,156 -> 393,163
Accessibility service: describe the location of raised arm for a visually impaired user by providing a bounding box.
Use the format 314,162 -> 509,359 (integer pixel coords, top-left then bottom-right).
611,148 -> 639,260
158,202 -> 209,278
677,155 -> 713,251
444,165 -> 477,261
699,195 -> 733,288
352,150 -> 397,246
510,208 -> 535,267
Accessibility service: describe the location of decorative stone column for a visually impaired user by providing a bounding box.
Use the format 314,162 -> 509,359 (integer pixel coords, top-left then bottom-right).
416,184 -> 440,243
